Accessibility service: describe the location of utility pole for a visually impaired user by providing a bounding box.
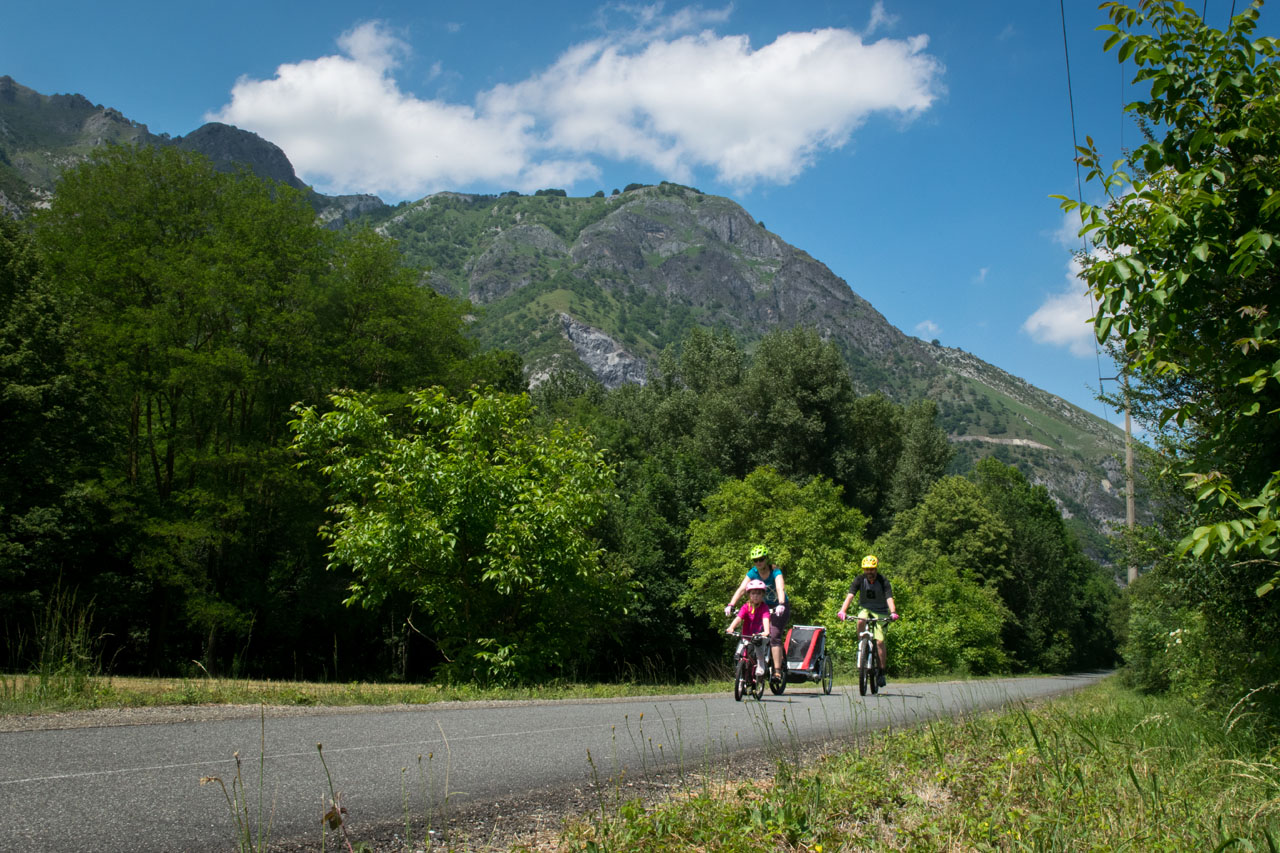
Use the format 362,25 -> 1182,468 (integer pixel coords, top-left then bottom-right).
1122,373 -> 1136,584
1103,372 -> 1137,584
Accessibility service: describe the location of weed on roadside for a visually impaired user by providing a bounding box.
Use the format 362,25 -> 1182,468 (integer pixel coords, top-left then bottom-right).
552,680 -> 1280,852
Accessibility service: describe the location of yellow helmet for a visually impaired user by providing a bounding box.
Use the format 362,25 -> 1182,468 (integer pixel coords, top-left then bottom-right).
861,555 -> 879,569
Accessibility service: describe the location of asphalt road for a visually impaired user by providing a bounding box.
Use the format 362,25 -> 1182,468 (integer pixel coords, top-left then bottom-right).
0,673 -> 1106,851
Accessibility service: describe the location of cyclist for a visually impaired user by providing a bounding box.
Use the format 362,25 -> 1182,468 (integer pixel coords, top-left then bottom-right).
725,545 -> 789,682
838,555 -> 899,687
726,579 -> 773,676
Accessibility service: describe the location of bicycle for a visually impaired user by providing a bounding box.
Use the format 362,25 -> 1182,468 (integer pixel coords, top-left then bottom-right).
855,616 -> 893,696
730,632 -> 770,701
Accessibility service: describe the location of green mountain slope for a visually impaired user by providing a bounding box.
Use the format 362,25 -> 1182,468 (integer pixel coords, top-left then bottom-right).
369,185 -> 1130,558
0,77 -> 1131,561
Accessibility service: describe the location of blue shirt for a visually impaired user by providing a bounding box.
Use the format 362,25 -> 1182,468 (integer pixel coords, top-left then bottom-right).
746,565 -> 783,608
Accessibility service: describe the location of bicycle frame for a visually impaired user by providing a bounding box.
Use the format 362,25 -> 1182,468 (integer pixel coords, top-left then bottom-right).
856,616 -> 891,696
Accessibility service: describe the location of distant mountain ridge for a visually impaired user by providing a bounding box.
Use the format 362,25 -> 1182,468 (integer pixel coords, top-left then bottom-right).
0,75 -> 385,225
0,75 -> 1132,560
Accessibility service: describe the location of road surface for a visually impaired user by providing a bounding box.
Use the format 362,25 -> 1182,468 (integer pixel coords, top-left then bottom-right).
0,673 -> 1106,851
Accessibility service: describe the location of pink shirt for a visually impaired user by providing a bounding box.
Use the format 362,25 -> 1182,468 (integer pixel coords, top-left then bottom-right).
737,601 -> 768,635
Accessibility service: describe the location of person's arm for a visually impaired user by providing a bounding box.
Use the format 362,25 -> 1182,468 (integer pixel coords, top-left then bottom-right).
761,613 -> 772,637
838,592 -> 855,620
727,613 -> 742,634
887,595 -> 898,619
773,570 -> 786,606
725,576 -> 749,616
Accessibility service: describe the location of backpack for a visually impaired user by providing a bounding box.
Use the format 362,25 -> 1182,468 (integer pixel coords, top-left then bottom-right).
856,573 -> 890,602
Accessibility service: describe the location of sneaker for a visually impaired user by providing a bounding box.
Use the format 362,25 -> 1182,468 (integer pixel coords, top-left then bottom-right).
755,665 -> 765,677
878,673 -> 886,688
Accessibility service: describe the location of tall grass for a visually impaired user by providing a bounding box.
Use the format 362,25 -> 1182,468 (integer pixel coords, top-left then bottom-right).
552,680 -> 1280,852
0,585 -> 104,710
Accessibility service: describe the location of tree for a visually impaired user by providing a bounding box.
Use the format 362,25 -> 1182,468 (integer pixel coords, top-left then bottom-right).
1063,1 -> 1280,580
290,388 -> 626,682
869,475 -> 1015,675
1063,1 -> 1280,710
887,398 -> 953,517
742,327 -> 859,487
877,475 -> 1012,587
843,393 -> 905,529
30,145 -> 483,675
323,227 -> 474,392
0,217 -> 103,625
971,458 -> 1118,671
682,466 -> 869,627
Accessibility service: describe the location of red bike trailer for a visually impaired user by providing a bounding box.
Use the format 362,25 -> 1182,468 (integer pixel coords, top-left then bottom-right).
780,624 -> 835,694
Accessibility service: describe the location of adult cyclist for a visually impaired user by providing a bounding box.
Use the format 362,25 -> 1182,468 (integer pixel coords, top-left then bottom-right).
838,555 -> 899,688
725,545 -> 790,684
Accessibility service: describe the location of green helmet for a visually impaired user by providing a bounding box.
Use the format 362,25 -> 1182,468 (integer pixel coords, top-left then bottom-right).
749,545 -> 769,560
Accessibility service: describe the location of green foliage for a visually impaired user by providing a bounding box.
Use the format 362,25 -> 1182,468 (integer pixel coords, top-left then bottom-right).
1060,0 -> 1280,718
877,476 -> 1012,586
682,467 -> 868,627
887,398 -> 954,517
322,226 -> 474,391
19,144 -> 489,677
290,388 -> 627,682
1064,1 -> 1280,573
971,457 -> 1118,672
0,216 -> 103,625
565,682 -> 1280,852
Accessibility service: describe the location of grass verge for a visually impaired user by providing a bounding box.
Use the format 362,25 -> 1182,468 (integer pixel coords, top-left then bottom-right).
0,672 -> 745,715
546,679 -> 1280,852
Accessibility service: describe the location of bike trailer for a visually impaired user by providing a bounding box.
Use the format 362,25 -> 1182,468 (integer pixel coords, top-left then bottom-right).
783,624 -> 827,682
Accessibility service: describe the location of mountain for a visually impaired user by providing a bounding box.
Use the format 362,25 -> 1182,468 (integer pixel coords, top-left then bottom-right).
0,77 -> 1132,560
0,76 -> 386,225
367,186 -> 1131,557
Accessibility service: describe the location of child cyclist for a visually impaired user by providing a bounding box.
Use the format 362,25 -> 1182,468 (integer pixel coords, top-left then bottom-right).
726,579 -> 773,677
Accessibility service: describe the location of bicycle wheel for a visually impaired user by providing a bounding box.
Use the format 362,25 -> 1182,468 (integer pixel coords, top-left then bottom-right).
734,659 -> 746,702
869,657 -> 880,695
769,656 -> 787,695
751,668 -> 766,700
821,655 -> 834,695
858,641 -> 869,696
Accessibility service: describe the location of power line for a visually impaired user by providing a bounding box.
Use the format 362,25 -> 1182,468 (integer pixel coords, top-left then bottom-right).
1059,0 -> 1114,428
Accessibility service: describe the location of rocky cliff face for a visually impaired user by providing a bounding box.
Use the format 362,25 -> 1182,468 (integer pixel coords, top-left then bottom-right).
556,313 -> 649,388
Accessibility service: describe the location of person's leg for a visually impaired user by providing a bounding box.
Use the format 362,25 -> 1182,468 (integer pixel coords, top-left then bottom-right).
875,620 -> 888,685
769,604 -> 789,673
754,638 -> 769,674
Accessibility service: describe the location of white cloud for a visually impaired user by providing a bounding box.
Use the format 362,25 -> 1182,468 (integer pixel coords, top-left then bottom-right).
487,25 -> 942,186
864,2 -> 898,37
207,9 -> 943,197
1022,255 -> 1098,357
973,266 -> 989,284
915,319 -> 940,337
1052,208 -> 1086,249
208,21 -> 596,197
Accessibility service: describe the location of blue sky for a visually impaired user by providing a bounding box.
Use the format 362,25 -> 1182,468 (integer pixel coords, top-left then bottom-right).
4,1 -> 1261,425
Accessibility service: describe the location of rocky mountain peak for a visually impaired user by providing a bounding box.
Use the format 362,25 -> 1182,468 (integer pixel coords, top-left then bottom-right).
171,122 -> 309,191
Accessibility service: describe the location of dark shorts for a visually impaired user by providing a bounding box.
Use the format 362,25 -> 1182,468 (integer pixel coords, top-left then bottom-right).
769,602 -> 791,648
